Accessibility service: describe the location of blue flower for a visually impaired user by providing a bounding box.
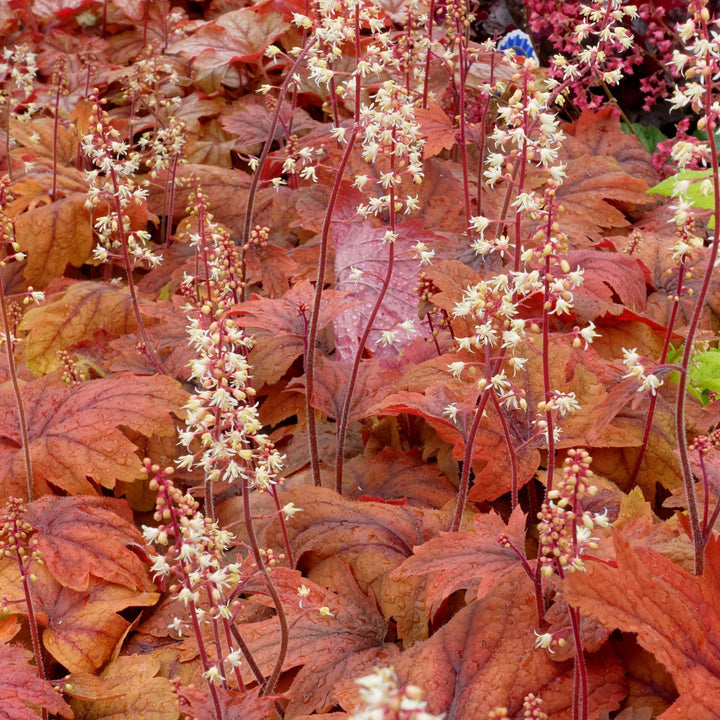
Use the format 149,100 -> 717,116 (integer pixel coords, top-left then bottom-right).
497,29 -> 538,63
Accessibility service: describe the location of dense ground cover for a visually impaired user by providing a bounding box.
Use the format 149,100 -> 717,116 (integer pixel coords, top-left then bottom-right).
1,1 -> 720,719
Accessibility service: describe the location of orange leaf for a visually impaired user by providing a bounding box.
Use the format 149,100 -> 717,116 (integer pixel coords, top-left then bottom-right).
567,250 -> 647,321
171,7 -> 289,69
240,561 -> 399,716
562,106 -> 659,186
391,506 -> 527,614
0,372 -> 187,499
0,562 -> 158,674
0,644 -> 72,720
179,686 -> 273,720
291,356 -> 401,422
342,448 -> 457,508
233,281 -> 355,387
66,654 -> 179,720
24,495 -> 154,592
369,384 -> 540,502
14,193 -> 94,288
563,533 -> 720,720
267,486 -> 445,643
394,572 -> 626,720
415,104 -> 456,158
19,281 -> 140,375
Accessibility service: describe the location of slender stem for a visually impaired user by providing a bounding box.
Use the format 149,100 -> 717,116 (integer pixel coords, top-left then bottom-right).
334,219 -> 396,493
628,255 -> 684,486
542,254 -> 556,495
306,6 -> 363,488
456,29 -> 471,228
110,180 -> 168,375
489,388 -> 519,508
268,484 -> 294,567
0,276 -> 33,501
242,477 -> 289,695
449,388 -> 491,532
240,39 -> 318,298
675,93 -> 720,577
305,128 -> 359,487
568,603 -> 588,720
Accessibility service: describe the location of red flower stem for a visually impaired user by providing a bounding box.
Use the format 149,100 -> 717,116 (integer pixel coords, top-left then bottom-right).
456,29 -> 471,228
305,127 -> 359,488
307,7 -> 363,488
13,538 -> 47,720
221,618 -> 245,690
51,84 -> 61,202
541,253 -> 556,495
335,227 -> 396,493
268,483 -> 295,566
556,564 -> 588,720
421,0 -> 435,109
676,73 -> 720,576
242,476 -> 289,695
0,277 -> 33,501
449,387 -> 491,532
240,38 -> 318,298
106,164 -> 167,375
628,255 -> 685,486
489,388 -> 519,508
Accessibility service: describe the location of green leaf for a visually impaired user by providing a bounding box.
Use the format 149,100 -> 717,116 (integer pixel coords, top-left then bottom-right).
691,349 -> 720,396
648,168 -> 717,229
622,122 -> 667,155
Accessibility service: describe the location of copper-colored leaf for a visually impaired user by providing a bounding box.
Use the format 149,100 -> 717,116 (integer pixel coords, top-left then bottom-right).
391,506 -> 527,614
179,686 -> 273,720
221,95 -> 319,153
14,193 -> 94,287
0,372 -> 187,499
267,486 -> 445,644
24,495 -> 153,592
68,654 -> 179,720
369,384 -> 541,502
0,562 -> 158,674
233,281 -> 355,387
342,448 -> 457,508
291,356 -> 400,422
19,281 -> 140,375
0,644 -> 73,720
415,104 -> 456,158
171,8 -> 289,69
562,106 -> 659,186
394,571 -> 626,720
568,250 -> 647,321
563,532 -> 720,720
240,561 -> 398,716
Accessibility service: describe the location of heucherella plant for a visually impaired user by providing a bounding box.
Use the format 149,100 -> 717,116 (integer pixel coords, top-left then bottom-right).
176,185 -> 285,509
661,0 -> 720,575
81,93 -> 167,374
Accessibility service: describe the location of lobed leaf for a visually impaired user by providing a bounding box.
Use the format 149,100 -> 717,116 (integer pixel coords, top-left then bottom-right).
0,372 -> 187,500
563,532 -> 720,719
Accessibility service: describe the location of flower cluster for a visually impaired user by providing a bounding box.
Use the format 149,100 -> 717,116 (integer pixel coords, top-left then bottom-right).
349,667 -> 444,720
177,187 -> 284,490
0,497 -> 41,574
142,462 -> 248,684
82,94 -> 160,269
354,81 -> 425,224
488,693 -> 547,720
0,44 -> 37,113
525,0 -> 639,109
537,449 -> 609,578
622,347 -> 664,395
